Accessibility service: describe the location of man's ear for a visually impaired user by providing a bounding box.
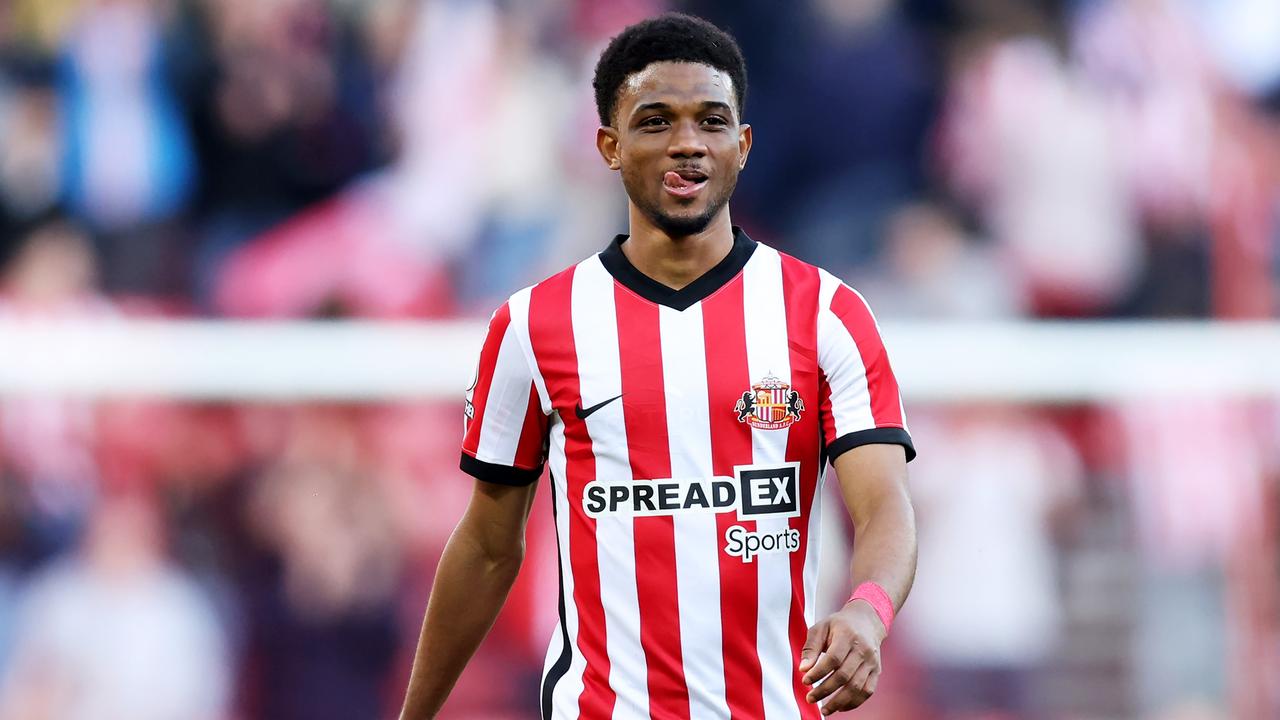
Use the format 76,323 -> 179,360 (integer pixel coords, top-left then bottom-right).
597,126 -> 622,170
738,123 -> 752,171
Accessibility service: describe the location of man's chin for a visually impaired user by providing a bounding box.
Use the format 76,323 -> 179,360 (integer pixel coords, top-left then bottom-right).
649,207 -> 719,238
654,216 -> 712,238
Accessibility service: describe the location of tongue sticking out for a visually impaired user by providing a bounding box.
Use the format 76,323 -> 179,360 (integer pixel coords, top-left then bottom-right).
664,171 -> 695,189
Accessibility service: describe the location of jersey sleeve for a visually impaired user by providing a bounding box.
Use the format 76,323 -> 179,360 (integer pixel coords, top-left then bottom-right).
460,301 -> 549,485
817,281 -> 916,463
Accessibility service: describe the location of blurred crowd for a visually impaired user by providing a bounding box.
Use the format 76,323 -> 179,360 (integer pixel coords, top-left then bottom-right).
0,0 -> 1277,718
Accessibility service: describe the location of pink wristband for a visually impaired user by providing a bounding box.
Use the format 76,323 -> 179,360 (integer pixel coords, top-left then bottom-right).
847,582 -> 895,633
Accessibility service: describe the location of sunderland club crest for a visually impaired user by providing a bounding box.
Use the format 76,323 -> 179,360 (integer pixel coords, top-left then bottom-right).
735,374 -> 804,430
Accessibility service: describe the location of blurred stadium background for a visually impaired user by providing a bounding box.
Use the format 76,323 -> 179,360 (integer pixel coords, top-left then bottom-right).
0,0 -> 1277,719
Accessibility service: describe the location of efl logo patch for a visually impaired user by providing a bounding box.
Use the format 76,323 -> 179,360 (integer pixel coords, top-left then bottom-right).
734,374 -> 804,430
463,362 -> 479,425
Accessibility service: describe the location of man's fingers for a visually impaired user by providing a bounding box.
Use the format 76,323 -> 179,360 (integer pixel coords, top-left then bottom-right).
847,661 -> 874,699
801,650 -> 842,691
801,635 -> 850,687
819,681 -> 872,716
798,621 -> 829,672
864,666 -> 880,696
810,644 -> 882,712
817,660 -> 878,715
802,607 -> 889,711
804,650 -> 859,704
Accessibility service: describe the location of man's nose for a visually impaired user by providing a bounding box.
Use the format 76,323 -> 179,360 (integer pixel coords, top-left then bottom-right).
667,120 -> 707,158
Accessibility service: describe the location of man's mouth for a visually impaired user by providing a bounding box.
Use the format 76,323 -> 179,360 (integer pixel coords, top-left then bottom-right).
663,169 -> 709,199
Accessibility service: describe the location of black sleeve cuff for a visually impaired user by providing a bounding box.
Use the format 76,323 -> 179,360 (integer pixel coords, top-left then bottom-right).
826,427 -> 916,464
460,453 -> 543,486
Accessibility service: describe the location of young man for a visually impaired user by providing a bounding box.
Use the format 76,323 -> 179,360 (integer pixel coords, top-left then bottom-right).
400,13 -> 916,720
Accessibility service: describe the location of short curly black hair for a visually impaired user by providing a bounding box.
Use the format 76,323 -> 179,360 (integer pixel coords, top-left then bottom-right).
592,13 -> 747,128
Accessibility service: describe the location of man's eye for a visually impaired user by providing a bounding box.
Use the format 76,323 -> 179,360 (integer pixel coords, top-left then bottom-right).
703,116 -> 728,126
640,117 -> 668,127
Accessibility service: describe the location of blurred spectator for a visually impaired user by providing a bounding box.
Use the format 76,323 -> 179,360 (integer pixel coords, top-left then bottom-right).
854,201 -> 1026,318
1072,0 -> 1279,317
1111,399 -> 1268,716
693,0 -> 939,273
56,0 -> 196,295
211,0 -> 590,317
0,491 -> 230,720
0,219 -> 113,561
211,190 -> 454,318
1073,0 -> 1215,234
0,82 -> 62,253
58,0 -> 194,230
240,408 -> 401,720
186,0 -> 382,305
938,8 -> 1143,316
189,0 -> 380,211
899,406 -> 1083,719
0,217 -> 104,313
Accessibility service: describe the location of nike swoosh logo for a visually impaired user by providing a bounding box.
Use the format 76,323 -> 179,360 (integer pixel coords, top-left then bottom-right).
574,394 -> 622,420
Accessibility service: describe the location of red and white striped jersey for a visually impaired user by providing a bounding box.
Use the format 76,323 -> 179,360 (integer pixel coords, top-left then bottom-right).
461,228 -> 914,720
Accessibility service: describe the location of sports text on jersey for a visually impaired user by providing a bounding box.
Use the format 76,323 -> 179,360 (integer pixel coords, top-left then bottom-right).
582,462 -> 800,520
724,525 -> 802,563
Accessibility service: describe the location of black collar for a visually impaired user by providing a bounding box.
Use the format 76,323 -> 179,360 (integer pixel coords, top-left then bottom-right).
598,226 -> 757,311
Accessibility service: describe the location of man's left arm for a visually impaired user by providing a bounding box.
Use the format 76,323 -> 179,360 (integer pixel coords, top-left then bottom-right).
800,442 -> 916,715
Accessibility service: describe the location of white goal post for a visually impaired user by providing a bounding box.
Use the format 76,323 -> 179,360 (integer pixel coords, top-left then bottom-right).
0,320 -> 1278,401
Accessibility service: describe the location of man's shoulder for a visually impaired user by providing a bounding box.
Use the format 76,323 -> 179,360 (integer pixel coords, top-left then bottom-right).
760,244 -> 852,301
490,253 -> 604,315
529,257 -> 593,294
760,245 -> 891,326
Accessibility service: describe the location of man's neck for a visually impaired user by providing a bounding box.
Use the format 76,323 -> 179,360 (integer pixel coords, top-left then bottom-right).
620,209 -> 735,291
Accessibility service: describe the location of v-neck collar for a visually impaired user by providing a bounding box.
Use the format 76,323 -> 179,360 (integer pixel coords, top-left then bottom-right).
598,226 -> 757,311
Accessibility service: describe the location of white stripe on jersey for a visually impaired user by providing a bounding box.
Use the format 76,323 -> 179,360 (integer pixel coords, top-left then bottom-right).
658,302 -> 730,720
816,270 -> 875,437
848,283 -> 910,435
571,257 -> 650,719
545,419 -> 585,720
508,286 -> 551,415
802,468 -> 826,627
742,245 -> 803,720
476,295 -> 535,465
804,273 -> 846,628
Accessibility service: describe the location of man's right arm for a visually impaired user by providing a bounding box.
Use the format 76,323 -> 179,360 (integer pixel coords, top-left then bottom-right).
399,478 -> 539,720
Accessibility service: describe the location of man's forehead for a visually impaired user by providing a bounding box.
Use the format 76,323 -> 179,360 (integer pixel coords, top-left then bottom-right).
621,61 -> 736,112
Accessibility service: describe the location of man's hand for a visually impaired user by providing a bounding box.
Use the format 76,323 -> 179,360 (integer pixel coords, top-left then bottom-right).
799,600 -> 887,715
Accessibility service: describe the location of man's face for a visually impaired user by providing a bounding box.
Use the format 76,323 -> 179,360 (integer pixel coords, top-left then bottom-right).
598,61 -> 751,238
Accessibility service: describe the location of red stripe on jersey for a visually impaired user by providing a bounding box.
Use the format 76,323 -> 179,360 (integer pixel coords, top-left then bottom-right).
701,277 -> 766,720
462,302 -> 511,455
830,285 -> 904,427
614,288 -> 691,718
528,268 -> 616,720
514,382 -> 548,470
779,255 -> 824,720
